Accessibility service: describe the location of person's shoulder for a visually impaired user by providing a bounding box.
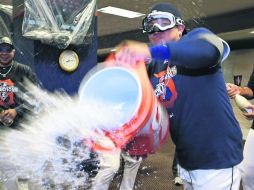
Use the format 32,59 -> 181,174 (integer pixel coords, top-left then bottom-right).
182,27 -> 220,44
186,27 -> 215,37
13,61 -> 34,74
13,61 -> 32,70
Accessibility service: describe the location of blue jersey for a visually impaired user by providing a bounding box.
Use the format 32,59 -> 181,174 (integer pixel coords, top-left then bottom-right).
149,27 -> 243,170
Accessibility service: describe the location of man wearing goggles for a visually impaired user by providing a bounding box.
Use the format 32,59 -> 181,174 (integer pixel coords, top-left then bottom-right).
142,5 -> 186,47
115,2 -> 242,190
143,11 -> 185,35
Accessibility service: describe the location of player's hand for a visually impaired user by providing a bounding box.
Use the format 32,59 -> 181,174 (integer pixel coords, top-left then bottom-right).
243,105 -> 254,120
114,40 -> 151,66
1,109 -> 17,125
226,83 -> 240,99
3,109 -> 17,119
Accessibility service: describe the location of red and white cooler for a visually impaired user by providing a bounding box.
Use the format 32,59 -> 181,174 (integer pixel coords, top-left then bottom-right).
79,55 -> 170,156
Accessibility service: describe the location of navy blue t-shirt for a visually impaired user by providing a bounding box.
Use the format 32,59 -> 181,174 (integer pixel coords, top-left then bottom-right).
148,27 -> 243,170
170,70 -> 242,170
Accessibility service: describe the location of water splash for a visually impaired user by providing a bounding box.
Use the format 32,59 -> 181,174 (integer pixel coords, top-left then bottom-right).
0,82 -> 123,189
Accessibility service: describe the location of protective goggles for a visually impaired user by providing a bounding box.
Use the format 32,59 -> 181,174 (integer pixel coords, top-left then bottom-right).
0,44 -> 14,53
142,11 -> 184,34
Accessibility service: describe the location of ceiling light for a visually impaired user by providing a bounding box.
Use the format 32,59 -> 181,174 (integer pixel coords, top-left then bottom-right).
250,31 -> 254,34
97,6 -> 144,18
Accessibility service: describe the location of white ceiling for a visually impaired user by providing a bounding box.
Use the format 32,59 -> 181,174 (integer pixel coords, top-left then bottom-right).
97,0 -> 254,36
2,0 -> 254,48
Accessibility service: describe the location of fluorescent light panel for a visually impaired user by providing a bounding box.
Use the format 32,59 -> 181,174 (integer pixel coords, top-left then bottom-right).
97,6 -> 144,18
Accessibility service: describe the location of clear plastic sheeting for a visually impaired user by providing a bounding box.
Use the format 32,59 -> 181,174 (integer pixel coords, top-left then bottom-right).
22,0 -> 96,49
0,4 -> 12,37
0,4 -> 12,16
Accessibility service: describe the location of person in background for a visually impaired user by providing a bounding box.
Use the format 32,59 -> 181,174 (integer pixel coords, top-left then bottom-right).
0,36 -> 38,129
91,146 -> 145,190
227,67 -> 254,190
114,2 -> 243,189
0,36 -> 38,190
171,153 -> 182,185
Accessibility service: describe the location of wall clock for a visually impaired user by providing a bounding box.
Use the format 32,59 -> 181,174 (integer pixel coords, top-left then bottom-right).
59,50 -> 79,72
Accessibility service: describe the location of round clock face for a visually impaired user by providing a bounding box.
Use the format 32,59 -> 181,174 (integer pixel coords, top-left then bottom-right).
59,50 -> 79,72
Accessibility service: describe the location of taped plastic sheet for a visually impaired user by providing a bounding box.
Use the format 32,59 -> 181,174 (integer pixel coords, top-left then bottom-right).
22,0 -> 96,49
0,4 -> 12,37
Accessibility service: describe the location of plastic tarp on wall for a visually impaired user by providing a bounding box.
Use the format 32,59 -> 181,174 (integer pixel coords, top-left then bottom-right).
22,0 -> 96,49
0,1 -> 97,95
0,4 -> 12,37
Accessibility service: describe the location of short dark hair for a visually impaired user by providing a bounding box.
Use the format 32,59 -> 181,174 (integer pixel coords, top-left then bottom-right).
150,3 -> 184,20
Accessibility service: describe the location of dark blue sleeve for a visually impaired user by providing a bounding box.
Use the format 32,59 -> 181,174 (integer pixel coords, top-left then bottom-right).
150,27 -> 227,69
168,39 -> 220,69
